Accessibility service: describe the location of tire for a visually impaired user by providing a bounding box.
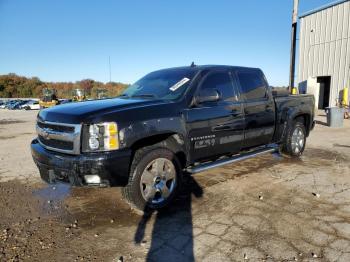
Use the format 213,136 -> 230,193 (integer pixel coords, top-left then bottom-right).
282,119 -> 307,157
122,147 -> 182,211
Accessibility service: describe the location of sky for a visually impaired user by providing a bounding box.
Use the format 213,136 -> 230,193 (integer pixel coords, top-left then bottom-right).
0,0 -> 337,86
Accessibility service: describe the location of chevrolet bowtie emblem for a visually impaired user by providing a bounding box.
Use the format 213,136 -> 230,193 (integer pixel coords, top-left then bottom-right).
42,129 -> 51,140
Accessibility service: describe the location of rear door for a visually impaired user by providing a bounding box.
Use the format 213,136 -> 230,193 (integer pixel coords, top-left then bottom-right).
235,69 -> 275,149
185,69 -> 245,161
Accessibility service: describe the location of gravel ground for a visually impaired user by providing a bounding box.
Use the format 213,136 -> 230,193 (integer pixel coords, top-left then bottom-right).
0,109 -> 350,261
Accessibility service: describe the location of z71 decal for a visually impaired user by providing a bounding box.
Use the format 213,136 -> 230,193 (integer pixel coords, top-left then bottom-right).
194,139 -> 216,149
191,135 -> 216,149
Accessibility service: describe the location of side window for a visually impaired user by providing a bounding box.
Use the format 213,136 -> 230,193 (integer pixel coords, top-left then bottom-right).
237,71 -> 267,100
200,72 -> 235,101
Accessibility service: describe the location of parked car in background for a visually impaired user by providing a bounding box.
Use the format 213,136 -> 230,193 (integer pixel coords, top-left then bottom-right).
6,100 -> 20,109
21,100 -> 40,110
9,100 -> 29,110
0,101 -> 9,109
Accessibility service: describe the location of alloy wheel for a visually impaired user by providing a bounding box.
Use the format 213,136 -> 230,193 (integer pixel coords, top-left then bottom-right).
291,126 -> 305,154
140,158 -> 176,204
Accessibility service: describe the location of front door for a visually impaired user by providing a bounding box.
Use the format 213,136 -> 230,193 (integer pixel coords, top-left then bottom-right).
185,70 -> 245,162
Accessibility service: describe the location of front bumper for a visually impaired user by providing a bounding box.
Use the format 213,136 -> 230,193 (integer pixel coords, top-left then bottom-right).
31,139 -> 132,187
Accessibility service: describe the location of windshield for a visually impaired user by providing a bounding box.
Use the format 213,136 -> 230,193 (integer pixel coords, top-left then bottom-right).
122,68 -> 196,100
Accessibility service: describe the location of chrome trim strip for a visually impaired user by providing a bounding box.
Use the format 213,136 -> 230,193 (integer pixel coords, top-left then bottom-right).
187,146 -> 278,174
36,120 -> 82,155
36,126 -> 75,142
37,119 -> 78,128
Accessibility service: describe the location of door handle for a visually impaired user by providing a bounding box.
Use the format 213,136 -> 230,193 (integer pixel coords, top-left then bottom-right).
212,125 -> 232,132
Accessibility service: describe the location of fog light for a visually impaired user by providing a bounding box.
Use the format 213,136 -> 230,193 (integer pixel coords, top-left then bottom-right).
84,175 -> 101,184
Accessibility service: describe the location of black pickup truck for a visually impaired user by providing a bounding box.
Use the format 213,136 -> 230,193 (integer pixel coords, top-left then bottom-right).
31,65 -> 315,210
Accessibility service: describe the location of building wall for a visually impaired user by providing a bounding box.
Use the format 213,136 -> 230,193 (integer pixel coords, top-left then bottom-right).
298,0 -> 350,106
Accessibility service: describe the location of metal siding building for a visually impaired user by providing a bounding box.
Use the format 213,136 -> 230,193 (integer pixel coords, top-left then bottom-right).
298,0 -> 350,108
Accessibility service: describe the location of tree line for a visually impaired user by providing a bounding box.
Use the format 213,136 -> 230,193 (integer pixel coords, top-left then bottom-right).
0,74 -> 129,99
0,73 -> 290,99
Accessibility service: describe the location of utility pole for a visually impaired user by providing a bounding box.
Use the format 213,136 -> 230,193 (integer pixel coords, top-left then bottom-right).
289,0 -> 299,92
108,56 -> 112,83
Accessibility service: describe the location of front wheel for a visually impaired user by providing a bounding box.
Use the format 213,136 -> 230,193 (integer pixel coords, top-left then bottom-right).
122,147 -> 181,211
282,120 -> 306,157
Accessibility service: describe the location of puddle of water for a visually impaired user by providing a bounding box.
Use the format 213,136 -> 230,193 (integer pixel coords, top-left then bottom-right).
33,182 -> 140,228
33,183 -> 71,202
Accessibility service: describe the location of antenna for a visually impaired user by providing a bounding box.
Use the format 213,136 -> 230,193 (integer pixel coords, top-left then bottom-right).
109,56 -> 111,83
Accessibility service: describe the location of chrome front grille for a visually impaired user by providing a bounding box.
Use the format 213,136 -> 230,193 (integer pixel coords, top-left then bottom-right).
36,120 -> 82,155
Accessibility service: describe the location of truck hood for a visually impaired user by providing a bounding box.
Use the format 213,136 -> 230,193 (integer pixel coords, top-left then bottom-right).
38,98 -> 167,124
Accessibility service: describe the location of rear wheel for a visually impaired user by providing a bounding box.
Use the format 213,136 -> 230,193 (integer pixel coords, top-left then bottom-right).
122,147 -> 181,211
282,120 -> 306,157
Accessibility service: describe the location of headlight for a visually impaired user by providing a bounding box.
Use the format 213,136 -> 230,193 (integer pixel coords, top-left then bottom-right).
82,122 -> 119,152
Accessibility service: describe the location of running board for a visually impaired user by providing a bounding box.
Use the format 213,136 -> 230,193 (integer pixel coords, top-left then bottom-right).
186,145 -> 279,174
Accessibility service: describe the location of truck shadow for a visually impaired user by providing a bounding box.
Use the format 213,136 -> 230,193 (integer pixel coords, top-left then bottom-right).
134,175 -> 203,262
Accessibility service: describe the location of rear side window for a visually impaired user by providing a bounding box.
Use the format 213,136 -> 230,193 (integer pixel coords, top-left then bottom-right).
200,71 -> 235,101
237,71 -> 267,100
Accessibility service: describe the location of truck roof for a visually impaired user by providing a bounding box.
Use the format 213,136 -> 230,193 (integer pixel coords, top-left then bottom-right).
162,65 -> 261,71
155,65 -> 262,75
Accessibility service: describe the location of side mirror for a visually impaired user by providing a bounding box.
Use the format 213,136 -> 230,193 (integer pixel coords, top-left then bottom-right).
196,89 -> 220,104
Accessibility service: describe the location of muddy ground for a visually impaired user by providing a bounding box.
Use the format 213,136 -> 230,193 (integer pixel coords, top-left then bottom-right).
1,110 -> 350,262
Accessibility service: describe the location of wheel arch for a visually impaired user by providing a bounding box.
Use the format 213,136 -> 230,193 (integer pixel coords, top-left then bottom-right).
130,133 -> 188,168
293,113 -> 311,136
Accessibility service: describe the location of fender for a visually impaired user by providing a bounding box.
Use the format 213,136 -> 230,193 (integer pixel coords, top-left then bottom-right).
274,96 -> 314,142
119,116 -> 190,165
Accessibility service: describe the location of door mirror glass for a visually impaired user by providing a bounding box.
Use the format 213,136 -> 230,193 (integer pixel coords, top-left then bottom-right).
196,89 -> 220,104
